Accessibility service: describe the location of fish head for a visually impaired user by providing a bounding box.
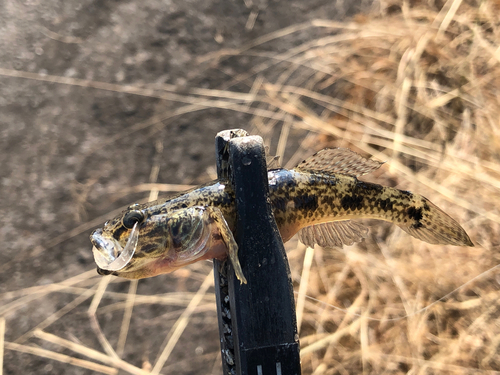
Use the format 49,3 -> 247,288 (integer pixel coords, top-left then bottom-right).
90,205 -> 216,279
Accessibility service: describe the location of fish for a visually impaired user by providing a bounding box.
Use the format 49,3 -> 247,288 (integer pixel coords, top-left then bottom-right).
90,148 -> 473,284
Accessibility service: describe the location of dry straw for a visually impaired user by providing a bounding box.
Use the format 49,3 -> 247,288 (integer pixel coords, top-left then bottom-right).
275,0 -> 500,373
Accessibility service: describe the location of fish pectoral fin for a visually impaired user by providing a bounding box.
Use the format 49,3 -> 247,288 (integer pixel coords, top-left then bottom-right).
298,220 -> 369,249
206,207 -> 247,284
294,148 -> 383,177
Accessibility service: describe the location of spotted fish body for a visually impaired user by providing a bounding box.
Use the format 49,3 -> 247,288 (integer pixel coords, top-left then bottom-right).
90,148 -> 473,282
268,169 -> 472,247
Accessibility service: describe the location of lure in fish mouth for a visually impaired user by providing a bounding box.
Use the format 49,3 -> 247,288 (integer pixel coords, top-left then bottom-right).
91,147 -> 473,284
90,222 -> 139,272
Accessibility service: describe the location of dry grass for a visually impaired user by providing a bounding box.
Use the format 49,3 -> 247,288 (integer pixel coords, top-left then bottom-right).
278,1 -> 500,373
2,0 -> 500,373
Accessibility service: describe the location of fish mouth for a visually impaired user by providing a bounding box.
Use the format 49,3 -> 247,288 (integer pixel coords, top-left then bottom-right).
91,222 -> 140,271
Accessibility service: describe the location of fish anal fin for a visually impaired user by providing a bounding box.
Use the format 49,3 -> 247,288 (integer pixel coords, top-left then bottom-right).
298,220 -> 369,249
295,148 -> 383,177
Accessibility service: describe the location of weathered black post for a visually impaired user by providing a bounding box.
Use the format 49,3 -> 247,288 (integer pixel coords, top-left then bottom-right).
213,130 -> 301,375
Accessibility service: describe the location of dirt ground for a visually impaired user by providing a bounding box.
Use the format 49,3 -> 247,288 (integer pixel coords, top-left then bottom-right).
0,1 -> 374,374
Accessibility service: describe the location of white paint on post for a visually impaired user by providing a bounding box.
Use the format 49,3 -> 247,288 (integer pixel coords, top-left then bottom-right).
276,362 -> 282,375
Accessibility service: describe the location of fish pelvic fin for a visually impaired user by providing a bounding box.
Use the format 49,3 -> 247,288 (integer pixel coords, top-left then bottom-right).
298,220 -> 369,248
397,195 -> 474,247
294,148 -> 383,177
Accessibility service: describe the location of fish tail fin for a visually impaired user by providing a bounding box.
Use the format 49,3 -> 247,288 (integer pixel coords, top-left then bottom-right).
397,195 -> 473,247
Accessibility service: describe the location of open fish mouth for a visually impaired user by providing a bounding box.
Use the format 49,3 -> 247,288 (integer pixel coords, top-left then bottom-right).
91,222 -> 140,271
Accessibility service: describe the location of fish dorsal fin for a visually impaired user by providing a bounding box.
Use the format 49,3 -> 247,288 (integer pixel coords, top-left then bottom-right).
264,146 -> 281,169
298,221 -> 369,248
295,148 -> 383,177
267,155 -> 281,169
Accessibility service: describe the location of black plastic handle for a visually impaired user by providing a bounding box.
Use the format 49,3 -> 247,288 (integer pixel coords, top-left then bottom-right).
213,130 -> 301,375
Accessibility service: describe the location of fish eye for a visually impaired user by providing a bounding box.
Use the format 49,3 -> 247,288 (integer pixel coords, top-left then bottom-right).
122,210 -> 145,229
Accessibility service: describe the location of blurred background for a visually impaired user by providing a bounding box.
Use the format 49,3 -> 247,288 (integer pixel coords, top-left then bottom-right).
1,0 -> 500,374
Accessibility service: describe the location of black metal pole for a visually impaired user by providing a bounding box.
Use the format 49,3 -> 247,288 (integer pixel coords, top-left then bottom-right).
214,130 -> 301,375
